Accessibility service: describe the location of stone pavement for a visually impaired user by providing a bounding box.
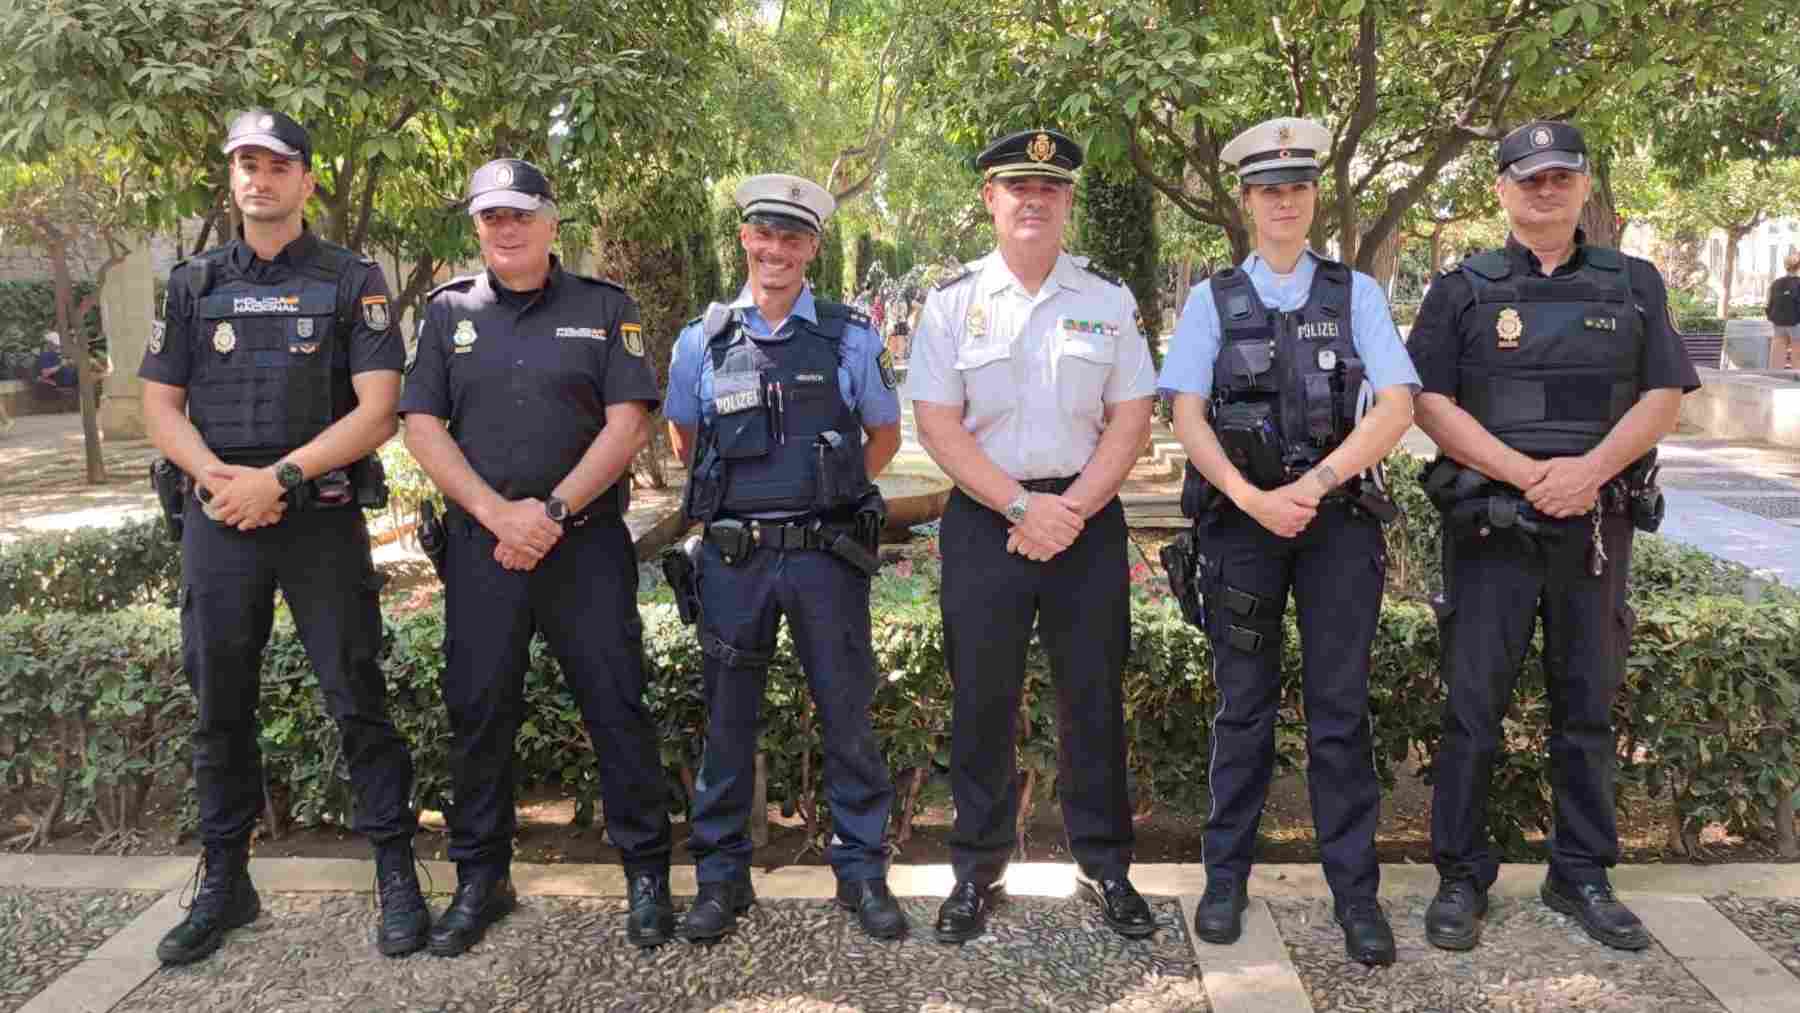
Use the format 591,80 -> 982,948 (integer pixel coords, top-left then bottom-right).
2,857 -> 1796,1012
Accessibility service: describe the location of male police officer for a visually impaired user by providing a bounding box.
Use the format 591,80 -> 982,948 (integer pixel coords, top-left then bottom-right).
666,174 -> 905,943
1160,118 -> 1418,965
140,109 -> 427,964
905,130 -> 1158,943
399,158 -> 675,953
1411,121 -> 1698,952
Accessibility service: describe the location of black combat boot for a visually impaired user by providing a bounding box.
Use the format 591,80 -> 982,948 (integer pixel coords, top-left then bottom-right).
156,843 -> 261,965
625,870 -> 676,948
678,877 -> 756,943
374,839 -> 430,957
428,865 -> 516,957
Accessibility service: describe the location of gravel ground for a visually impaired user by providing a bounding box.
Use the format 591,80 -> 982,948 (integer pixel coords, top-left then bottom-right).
1707,894 -> 1800,979
0,887 -> 161,1012
122,892 -> 1207,1012
1269,896 -> 1724,1013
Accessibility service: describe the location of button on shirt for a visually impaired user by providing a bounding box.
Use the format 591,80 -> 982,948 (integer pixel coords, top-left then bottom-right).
664,284 -> 899,429
901,251 -> 1157,480
397,260 -> 660,501
1158,249 -> 1420,397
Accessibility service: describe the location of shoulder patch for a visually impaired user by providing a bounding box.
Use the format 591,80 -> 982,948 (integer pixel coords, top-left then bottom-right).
428,275 -> 479,299
1083,264 -> 1124,287
933,269 -> 975,292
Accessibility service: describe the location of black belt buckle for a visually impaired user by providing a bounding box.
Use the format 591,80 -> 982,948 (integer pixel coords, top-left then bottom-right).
707,519 -> 752,564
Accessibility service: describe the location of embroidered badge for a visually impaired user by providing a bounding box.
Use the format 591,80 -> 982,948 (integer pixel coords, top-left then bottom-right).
1027,132 -> 1056,163
296,317 -> 313,339
620,322 -> 645,357
453,319 -> 478,353
149,320 -> 165,355
362,295 -> 389,331
1496,307 -> 1524,349
964,303 -> 988,340
1531,127 -> 1553,148
212,321 -> 236,355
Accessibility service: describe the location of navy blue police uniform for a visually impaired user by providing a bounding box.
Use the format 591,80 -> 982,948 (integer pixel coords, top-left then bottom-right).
139,106 -> 424,965
1410,120 -> 1700,951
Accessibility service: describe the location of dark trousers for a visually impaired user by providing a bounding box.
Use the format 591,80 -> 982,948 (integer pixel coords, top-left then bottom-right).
1198,502 -> 1385,902
689,539 -> 894,884
939,487 -> 1134,887
1431,512 -> 1634,888
180,500 -> 414,848
440,515 -> 671,875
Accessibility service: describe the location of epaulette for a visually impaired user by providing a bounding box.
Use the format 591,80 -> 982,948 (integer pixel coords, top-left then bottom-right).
1083,264 -> 1124,287
568,272 -> 627,293
1459,250 -> 1512,282
1585,246 -> 1623,271
934,269 -> 974,292
428,275 -> 479,299
691,302 -> 733,339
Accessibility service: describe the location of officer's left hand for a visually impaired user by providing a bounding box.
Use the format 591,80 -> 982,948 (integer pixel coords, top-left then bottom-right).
1006,527 -> 1063,562
203,464 -> 288,529
494,543 -> 541,572
1523,456 -> 1603,518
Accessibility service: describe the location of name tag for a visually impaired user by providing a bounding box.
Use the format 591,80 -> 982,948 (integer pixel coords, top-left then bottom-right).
556,326 -> 608,340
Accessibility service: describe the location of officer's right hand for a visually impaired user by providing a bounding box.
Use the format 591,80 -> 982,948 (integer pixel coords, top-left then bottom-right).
1017,492 -> 1084,553
1246,483 -> 1319,538
1506,455 -> 1551,493
494,543 -> 540,572
484,498 -> 563,561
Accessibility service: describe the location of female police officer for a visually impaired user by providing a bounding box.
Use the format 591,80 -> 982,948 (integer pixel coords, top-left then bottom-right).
1159,117 -> 1419,965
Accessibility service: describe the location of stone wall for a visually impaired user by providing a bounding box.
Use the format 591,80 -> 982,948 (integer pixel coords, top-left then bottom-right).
0,229 -> 187,285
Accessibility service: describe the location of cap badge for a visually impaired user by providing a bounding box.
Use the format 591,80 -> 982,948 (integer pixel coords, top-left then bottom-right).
1497,307 -> 1524,349
788,184 -> 804,201
1276,125 -> 1293,144
453,319 -> 479,351
212,321 -> 236,355
258,114 -> 274,130
1531,127 -> 1552,148
493,163 -> 514,188
296,317 -> 313,339
1027,132 -> 1055,163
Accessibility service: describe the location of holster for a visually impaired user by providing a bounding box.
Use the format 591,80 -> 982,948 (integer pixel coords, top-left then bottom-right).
351,455 -> 390,510
149,458 -> 187,542
1622,450 -> 1664,532
1421,455 -> 1493,513
1340,477 -> 1399,525
705,518 -> 753,564
1445,495 -> 1561,541
816,520 -> 880,577
417,499 -> 448,582
1159,531 -> 1205,628
660,534 -> 703,625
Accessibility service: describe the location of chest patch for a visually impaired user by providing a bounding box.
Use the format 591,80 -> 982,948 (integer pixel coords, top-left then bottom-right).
1296,320 -> 1340,341
232,295 -> 300,314
1585,316 -> 1617,332
1496,307 -> 1524,349
556,326 -> 607,340
713,373 -> 764,415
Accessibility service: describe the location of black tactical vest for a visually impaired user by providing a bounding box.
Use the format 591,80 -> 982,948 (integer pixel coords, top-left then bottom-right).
184,242 -> 360,457
1454,246 -> 1642,457
685,302 -> 873,521
1209,257 -> 1362,472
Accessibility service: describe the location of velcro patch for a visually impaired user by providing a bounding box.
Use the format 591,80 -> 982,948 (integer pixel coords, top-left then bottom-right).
362,295 -> 390,331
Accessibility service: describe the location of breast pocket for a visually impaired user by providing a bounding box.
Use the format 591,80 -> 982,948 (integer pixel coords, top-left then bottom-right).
1056,330 -> 1116,419
954,341 -> 1016,416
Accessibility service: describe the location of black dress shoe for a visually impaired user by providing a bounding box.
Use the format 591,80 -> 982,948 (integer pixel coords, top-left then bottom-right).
374,841 -> 430,957
836,878 -> 907,940
934,880 -> 1005,943
626,872 -> 675,948
1191,876 -> 1248,945
156,844 -> 261,965
1540,873 -> 1649,951
427,869 -> 516,957
1077,875 -> 1157,939
1334,898 -> 1396,966
678,879 -> 756,943
1425,878 -> 1487,951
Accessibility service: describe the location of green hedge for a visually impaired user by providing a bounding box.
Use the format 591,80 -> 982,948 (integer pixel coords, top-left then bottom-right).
0,517 -> 180,614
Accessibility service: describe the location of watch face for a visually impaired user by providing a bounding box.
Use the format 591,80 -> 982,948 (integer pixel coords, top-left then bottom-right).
546,497 -> 568,521
276,462 -> 304,489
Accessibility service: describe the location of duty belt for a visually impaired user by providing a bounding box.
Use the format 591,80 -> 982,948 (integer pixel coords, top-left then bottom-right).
704,516 -> 880,575
1019,475 -> 1079,494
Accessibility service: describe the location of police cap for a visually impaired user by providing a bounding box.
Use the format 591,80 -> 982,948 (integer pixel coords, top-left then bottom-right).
1497,120 -> 1588,180
222,108 -> 312,168
735,173 -> 834,235
462,159 -> 555,215
1220,117 -> 1330,186
974,129 -> 1082,184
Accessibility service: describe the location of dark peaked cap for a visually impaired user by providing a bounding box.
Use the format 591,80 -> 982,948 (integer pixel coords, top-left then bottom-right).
974,129 -> 1083,183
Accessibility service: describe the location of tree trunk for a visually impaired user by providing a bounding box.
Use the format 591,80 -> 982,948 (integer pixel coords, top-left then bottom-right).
45,228 -> 106,482
1777,788 -> 1798,860
1427,224 -> 1445,277
1367,226 -> 1402,295
1579,157 -> 1621,249
1719,228 -> 1746,320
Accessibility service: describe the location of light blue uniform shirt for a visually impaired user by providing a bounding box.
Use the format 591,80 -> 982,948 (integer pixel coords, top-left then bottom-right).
1158,250 -> 1421,396
665,284 -> 900,428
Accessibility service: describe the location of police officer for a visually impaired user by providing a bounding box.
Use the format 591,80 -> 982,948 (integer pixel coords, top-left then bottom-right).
139,109 -> 427,964
666,174 -> 905,943
904,130 -> 1158,943
1160,118 -> 1418,966
1412,121 -> 1698,952
399,159 -> 675,953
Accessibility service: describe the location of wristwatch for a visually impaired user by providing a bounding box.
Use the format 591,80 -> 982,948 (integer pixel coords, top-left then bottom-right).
544,495 -> 569,523
1004,490 -> 1031,524
274,461 -> 305,492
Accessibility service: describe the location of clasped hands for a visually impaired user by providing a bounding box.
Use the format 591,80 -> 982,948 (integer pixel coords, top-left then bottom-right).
1512,455 -> 1604,519
200,464 -> 287,531
1004,492 -> 1086,562
485,498 -> 564,571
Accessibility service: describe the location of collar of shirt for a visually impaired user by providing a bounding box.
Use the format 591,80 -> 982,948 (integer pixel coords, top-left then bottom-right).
1240,248 -> 1326,312
482,255 -> 565,308
726,283 -> 817,340
976,250 -> 1090,300
228,222 -> 320,272
1504,227 -> 1589,277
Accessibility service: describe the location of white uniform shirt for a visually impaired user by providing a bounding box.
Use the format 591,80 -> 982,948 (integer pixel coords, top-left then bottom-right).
902,251 -> 1156,480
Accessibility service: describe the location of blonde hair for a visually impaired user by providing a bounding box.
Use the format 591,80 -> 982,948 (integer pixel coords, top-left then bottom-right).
1786,250 -> 1800,274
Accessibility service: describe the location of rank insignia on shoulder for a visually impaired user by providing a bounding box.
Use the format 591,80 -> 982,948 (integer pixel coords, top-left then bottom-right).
213,321 -> 236,355
149,320 -> 165,355
453,319 -> 478,353
621,322 -> 645,357
878,347 -> 897,389
362,295 -> 390,331
1584,316 -> 1617,332
1496,307 -> 1523,349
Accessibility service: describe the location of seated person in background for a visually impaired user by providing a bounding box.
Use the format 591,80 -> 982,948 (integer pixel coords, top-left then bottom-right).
36,331 -> 78,389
